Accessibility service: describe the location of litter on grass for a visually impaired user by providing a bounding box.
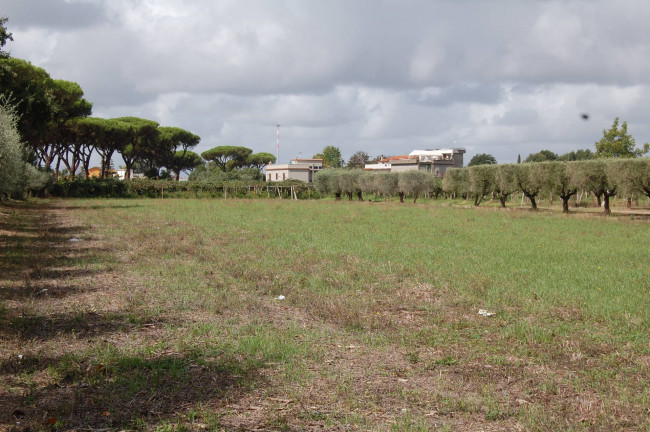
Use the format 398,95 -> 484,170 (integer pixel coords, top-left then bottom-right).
275,295 -> 285,300
69,238 -> 81,242
478,309 -> 495,317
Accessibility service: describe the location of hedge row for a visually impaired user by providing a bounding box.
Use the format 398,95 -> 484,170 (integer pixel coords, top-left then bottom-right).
47,178 -> 318,200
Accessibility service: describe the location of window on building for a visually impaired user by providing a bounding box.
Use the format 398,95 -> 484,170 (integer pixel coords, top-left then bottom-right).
282,173 -> 286,180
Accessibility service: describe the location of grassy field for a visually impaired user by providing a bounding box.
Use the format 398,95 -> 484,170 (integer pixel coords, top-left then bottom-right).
1,198 -> 648,431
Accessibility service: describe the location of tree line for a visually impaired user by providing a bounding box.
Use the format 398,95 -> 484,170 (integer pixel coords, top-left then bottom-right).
0,17 -> 283,198
312,158 -> 650,215
315,169 -> 443,203
0,17 -> 208,194
0,56 -> 203,181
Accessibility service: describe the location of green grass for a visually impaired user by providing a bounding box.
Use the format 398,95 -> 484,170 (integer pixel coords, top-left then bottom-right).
2,198 -> 648,431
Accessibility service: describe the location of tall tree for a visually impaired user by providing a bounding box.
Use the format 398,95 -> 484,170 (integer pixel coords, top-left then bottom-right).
41,79 -> 93,173
114,117 -> 160,179
158,126 -> 200,177
347,151 -> 370,169
0,17 -> 13,59
169,150 -> 203,181
313,146 -> 344,168
92,118 -> 131,178
201,146 -> 252,171
0,58 -> 54,154
595,118 -> 649,158
468,153 -> 497,166
247,152 -> 276,169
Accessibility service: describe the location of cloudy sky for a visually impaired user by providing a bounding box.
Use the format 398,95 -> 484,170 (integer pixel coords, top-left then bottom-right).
4,0 -> 650,165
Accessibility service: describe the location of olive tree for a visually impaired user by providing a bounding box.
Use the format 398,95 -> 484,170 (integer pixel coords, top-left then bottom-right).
606,158 -> 650,205
442,167 -> 469,199
468,164 -> 496,206
513,163 -> 548,210
427,175 -> 443,199
546,161 -> 579,213
574,160 -> 617,214
375,172 -> 398,201
339,169 -> 363,201
0,100 -> 24,198
314,169 -> 343,200
359,171 -> 379,201
398,170 -> 429,203
0,100 -> 48,199
494,164 -> 517,208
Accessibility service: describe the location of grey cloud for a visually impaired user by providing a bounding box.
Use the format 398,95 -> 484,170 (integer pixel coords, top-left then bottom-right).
2,0 -> 108,30
6,0 -> 650,167
496,108 -> 539,126
414,84 -> 504,107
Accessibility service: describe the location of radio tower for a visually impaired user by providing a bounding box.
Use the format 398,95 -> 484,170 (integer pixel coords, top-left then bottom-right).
276,124 -> 280,163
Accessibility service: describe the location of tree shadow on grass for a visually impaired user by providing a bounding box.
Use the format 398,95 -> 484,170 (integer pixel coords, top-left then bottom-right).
1,202 -> 268,430
0,310 -> 171,341
0,202 -> 105,301
0,201 -> 266,430
1,351 -> 262,430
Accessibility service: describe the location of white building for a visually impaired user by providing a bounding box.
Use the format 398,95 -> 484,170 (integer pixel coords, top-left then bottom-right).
265,158 -> 324,182
365,148 -> 465,176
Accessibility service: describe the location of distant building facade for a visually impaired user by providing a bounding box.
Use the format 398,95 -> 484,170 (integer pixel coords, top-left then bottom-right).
88,167 -> 117,178
265,158 -> 324,182
364,148 -> 465,176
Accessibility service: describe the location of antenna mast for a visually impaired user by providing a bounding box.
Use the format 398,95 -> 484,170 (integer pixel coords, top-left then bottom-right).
276,124 -> 280,163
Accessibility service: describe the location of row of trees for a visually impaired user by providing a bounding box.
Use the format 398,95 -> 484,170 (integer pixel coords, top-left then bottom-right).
312,158 -> 649,214
191,146 -> 276,181
442,159 -> 650,214
0,56 -> 203,181
314,169 -> 442,203
0,17 -> 204,183
312,146 -> 389,169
